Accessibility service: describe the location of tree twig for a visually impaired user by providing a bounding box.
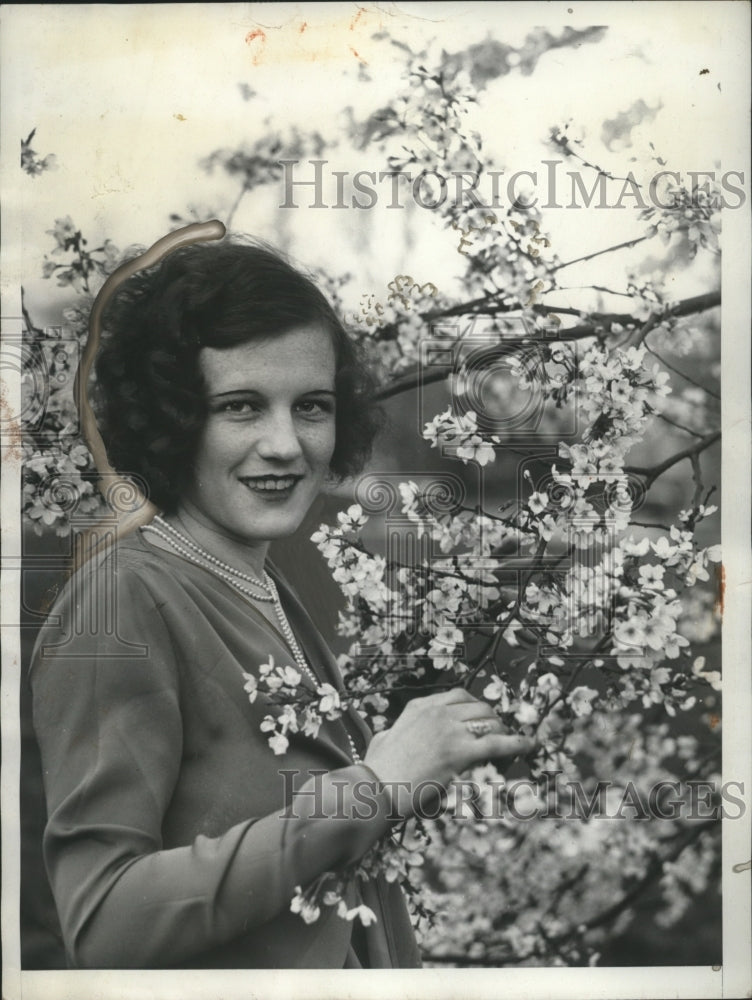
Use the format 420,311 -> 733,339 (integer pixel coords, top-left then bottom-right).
644,336 -> 721,399
550,235 -> 651,274
657,412 -> 706,439
225,183 -> 249,230
625,431 -> 721,488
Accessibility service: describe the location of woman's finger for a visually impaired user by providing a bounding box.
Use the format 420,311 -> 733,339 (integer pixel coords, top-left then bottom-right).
431,687 -> 479,706
453,700 -> 502,723
470,732 -> 537,761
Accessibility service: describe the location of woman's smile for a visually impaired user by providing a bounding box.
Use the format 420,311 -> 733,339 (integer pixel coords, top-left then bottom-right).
238,473 -> 304,499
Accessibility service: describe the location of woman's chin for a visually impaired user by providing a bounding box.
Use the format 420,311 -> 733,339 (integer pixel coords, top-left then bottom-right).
233,501 -> 312,542
180,478 -> 321,547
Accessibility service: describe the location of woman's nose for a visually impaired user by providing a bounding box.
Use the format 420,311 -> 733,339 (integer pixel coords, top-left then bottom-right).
255,410 -> 304,462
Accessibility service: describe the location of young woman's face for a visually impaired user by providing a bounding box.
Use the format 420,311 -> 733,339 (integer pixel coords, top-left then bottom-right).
182,323 -> 337,546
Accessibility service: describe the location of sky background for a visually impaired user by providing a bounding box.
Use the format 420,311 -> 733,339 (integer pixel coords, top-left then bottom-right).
2,1 -> 742,322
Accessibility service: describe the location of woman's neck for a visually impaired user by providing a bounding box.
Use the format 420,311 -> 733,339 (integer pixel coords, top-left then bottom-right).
162,505 -> 270,581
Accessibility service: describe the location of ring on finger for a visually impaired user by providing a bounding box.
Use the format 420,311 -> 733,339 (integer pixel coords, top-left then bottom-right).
466,719 -> 495,737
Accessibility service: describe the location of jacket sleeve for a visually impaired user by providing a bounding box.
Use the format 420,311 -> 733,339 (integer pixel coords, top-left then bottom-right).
30,558 -> 393,969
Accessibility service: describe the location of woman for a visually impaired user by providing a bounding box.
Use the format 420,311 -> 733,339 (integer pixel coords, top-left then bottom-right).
30,237 -> 532,969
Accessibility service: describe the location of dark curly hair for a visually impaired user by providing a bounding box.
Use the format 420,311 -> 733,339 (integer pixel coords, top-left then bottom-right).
94,237 -> 382,512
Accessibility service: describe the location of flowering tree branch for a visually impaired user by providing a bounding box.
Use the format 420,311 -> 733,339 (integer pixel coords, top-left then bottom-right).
373,290 -> 720,403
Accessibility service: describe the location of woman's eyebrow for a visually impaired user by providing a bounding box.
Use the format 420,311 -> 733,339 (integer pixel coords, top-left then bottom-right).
210,388 -> 265,399
210,388 -> 337,398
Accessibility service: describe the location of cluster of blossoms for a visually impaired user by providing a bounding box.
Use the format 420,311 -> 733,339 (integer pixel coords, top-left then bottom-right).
565,342 -> 671,467
423,408 -> 500,466
415,712 -> 720,965
289,825 -> 429,929
679,588 -> 721,644
346,276 -> 454,382
640,178 -> 722,258
21,127 -> 57,177
42,216 -> 120,292
20,304 -> 109,534
200,125 -> 326,204
290,883 -> 376,928
381,56 -> 555,298
311,507 -> 401,687
22,445 -> 100,535
367,56 -> 481,180
349,43 -> 558,342
20,224 -> 124,536
606,524 -> 721,714
314,498 -> 518,697
446,206 -> 555,310
398,478 -> 514,554
242,654 -> 344,756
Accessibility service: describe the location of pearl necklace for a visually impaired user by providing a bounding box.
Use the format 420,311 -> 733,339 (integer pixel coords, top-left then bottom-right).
149,515 -> 274,600
140,517 -> 362,763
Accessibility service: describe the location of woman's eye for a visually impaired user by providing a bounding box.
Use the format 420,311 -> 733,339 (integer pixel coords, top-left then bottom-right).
296,399 -> 334,417
215,398 -> 333,417
220,400 -> 258,415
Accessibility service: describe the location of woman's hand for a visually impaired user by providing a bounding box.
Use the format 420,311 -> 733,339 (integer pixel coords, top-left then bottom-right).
363,688 -> 535,818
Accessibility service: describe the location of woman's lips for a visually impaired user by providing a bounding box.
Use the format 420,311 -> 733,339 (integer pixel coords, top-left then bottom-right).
239,475 -> 303,498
